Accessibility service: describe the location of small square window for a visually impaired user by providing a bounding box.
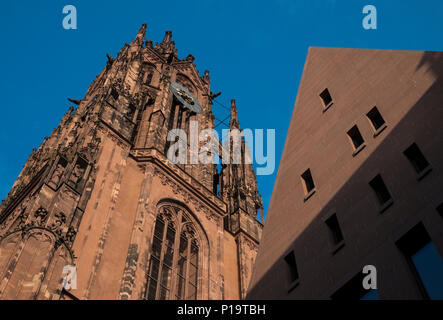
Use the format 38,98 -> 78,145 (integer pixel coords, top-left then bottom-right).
319,88 -> 333,108
301,169 -> 315,194
436,203 -> 443,218
403,143 -> 430,174
284,251 -> 299,283
347,125 -> 365,149
369,174 -> 392,206
325,214 -> 344,245
367,107 -> 386,131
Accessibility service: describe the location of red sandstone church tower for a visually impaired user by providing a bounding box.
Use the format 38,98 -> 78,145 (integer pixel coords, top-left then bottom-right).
0,24 -> 263,300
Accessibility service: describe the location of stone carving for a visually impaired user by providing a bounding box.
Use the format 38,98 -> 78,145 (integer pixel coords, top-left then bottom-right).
50,163 -> 65,186
159,205 -> 174,222
242,234 -> 258,252
34,207 -> 49,226
106,54 -> 114,68
16,208 -> 29,230
64,225 -> 77,246
69,163 -> 85,187
50,212 -> 66,231
182,223 -> 196,238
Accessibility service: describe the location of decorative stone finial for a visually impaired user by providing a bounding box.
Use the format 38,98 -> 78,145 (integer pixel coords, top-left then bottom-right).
162,30 -> 172,43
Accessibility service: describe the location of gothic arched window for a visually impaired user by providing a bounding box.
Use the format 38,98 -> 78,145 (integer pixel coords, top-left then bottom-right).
143,63 -> 156,85
145,204 -> 201,300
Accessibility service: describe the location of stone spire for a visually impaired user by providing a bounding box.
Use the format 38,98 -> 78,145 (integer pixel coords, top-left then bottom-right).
162,30 -> 172,44
157,30 -> 175,55
203,70 -> 210,84
134,23 -> 147,45
229,99 -> 240,129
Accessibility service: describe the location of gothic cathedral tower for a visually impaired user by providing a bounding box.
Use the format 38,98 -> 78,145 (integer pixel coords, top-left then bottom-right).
0,24 -> 263,300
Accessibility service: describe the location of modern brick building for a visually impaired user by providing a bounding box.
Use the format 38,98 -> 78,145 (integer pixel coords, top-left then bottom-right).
0,24 -> 263,300
248,47 -> 443,300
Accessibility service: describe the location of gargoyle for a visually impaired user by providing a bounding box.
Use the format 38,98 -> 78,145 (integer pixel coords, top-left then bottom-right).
204,91 -> 222,101
68,98 -> 81,105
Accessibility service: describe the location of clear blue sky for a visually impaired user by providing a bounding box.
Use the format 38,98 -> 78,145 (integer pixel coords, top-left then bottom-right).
1,0 -> 443,218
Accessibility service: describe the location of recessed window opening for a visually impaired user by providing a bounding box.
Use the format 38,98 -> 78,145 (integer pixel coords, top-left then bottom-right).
367,107 -> 385,131
369,175 -> 392,205
319,88 -> 333,108
347,125 -> 365,149
301,169 -> 315,194
403,143 -> 430,174
436,203 -> 443,218
284,251 -> 299,283
325,214 -> 344,245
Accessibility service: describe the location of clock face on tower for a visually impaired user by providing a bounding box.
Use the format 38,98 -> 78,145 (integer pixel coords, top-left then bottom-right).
170,81 -> 203,114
